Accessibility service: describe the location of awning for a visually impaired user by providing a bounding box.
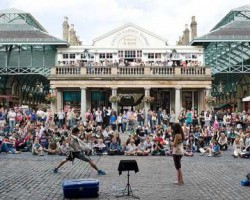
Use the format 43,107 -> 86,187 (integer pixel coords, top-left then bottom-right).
214,103 -> 232,109
242,96 -> 250,102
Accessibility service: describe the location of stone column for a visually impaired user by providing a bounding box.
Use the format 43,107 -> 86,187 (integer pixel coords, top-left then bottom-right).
50,86 -> 56,115
237,98 -> 242,112
175,87 -> 181,122
81,87 -> 87,120
18,85 -> 23,106
144,87 -> 151,124
111,87 -> 118,112
198,89 -> 204,112
56,89 -> 62,111
205,87 -> 211,110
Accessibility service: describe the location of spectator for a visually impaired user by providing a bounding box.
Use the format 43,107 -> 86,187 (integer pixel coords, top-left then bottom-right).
232,135 -> 243,158
7,108 -> 16,132
200,140 -> 221,157
32,137 -> 44,156
218,133 -> 228,151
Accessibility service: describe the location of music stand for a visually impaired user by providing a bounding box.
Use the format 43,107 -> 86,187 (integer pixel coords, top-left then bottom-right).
117,160 -> 140,199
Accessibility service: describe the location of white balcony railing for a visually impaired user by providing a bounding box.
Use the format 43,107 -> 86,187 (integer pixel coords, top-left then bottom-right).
118,67 -> 144,75
56,67 -> 80,75
52,66 -> 210,77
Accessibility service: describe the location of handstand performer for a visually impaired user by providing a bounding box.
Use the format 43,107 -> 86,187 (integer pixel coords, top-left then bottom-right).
53,127 -> 106,175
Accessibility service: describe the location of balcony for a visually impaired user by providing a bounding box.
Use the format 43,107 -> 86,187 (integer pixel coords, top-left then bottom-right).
50,66 -> 211,80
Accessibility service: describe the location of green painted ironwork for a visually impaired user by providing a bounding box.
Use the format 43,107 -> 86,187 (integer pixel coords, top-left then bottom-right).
0,8 -> 67,77
191,5 -> 250,75
0,8 -> 47,32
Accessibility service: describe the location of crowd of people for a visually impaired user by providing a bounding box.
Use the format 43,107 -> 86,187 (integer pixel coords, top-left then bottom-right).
0,106 -> 249,160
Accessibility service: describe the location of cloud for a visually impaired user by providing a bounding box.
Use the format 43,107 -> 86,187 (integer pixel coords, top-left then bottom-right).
1,0 -> 250,45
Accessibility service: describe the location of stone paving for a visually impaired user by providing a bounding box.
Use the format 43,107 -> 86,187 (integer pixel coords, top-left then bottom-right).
0,143 -> 249,200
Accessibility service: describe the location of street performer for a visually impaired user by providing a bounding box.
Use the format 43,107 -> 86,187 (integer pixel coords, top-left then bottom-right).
53,127 -> 106,175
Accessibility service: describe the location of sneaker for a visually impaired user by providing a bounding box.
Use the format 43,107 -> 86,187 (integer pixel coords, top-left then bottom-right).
53,168 -> 58,173
207,154 -> 212,157
98,169 -> 106,175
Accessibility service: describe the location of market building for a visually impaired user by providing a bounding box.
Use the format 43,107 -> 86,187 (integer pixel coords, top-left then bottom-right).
49,17 -> 211,118
191,5 -> 250,112
0,8 -> 68,108
2,6 -> 250,117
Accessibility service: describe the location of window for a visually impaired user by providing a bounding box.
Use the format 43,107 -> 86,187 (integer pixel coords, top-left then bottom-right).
106,53 -> 113,59
99,53 -> 105,59
182,91 -> 192,110
192,54 -> 197,59
137,50 -> 142,58
63,54 -> 69,59
125,51 -> 136,58
70,54 -> 75,59
155,53 -> 161,59
148,53 -> 154,59
81,54 -> 85,59
118,51 -> 123,58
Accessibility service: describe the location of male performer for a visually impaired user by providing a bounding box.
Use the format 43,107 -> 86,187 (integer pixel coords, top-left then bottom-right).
53,127 -> 106,175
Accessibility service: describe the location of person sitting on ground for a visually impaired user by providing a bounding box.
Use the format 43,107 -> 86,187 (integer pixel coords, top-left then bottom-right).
151,138 -> 165,156
32,137 -> 44,156
240,132 -> 250,158
200,140 -> 221,157
1,136 -> 20,154
14,136 -> 27,152
136,126 -> 147,139
39,131 -> 48,149
44,136 -> 59,155
133,134 -> 140,146
196,136 -> 206,152
108,137 -> 123,155
93,139 -> 107,155
218,133 -> 228,151
124,139 -> 137,156
232,135 -> 243,158
58,137 -> 70,156
136,138 -> 150,156
143,136 -> 152,152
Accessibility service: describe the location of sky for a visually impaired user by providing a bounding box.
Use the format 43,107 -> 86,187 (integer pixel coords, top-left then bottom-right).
1,0 -> 250,45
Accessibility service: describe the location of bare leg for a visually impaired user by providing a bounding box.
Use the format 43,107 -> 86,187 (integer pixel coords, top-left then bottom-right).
55,159 -> 68,170
178,168 -> 184,183
89,160 -> 99,171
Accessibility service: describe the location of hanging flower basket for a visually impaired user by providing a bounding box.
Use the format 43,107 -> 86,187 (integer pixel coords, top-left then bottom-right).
142,96 -> 155,103
45,93 -> 57,103
205,96 -> 216,106
109,95 -> 121,103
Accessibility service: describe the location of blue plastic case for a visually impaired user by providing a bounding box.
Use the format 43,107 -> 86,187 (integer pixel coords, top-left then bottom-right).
62,179 -> 99,198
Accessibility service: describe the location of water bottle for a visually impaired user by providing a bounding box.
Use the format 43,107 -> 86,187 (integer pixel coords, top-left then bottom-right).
112,182 -> 117,195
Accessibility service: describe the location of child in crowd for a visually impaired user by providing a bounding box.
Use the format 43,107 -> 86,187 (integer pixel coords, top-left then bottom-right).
32,137 -> 44,156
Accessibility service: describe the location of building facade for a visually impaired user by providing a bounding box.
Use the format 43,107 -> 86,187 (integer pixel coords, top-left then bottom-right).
50,22 -> 212,118
0,8 -> 68,108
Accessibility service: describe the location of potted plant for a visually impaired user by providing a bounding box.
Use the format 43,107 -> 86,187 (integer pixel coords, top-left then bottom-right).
142,96 -> 155,103
109,95 -> 121,103
205,96 -> 216,106
45,93 -> 57,103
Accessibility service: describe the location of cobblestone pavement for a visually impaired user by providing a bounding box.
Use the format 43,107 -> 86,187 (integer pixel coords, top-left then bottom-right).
0,143 -> 249,200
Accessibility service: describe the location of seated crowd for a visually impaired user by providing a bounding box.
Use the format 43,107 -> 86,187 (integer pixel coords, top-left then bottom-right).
0,106 -> 250,159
